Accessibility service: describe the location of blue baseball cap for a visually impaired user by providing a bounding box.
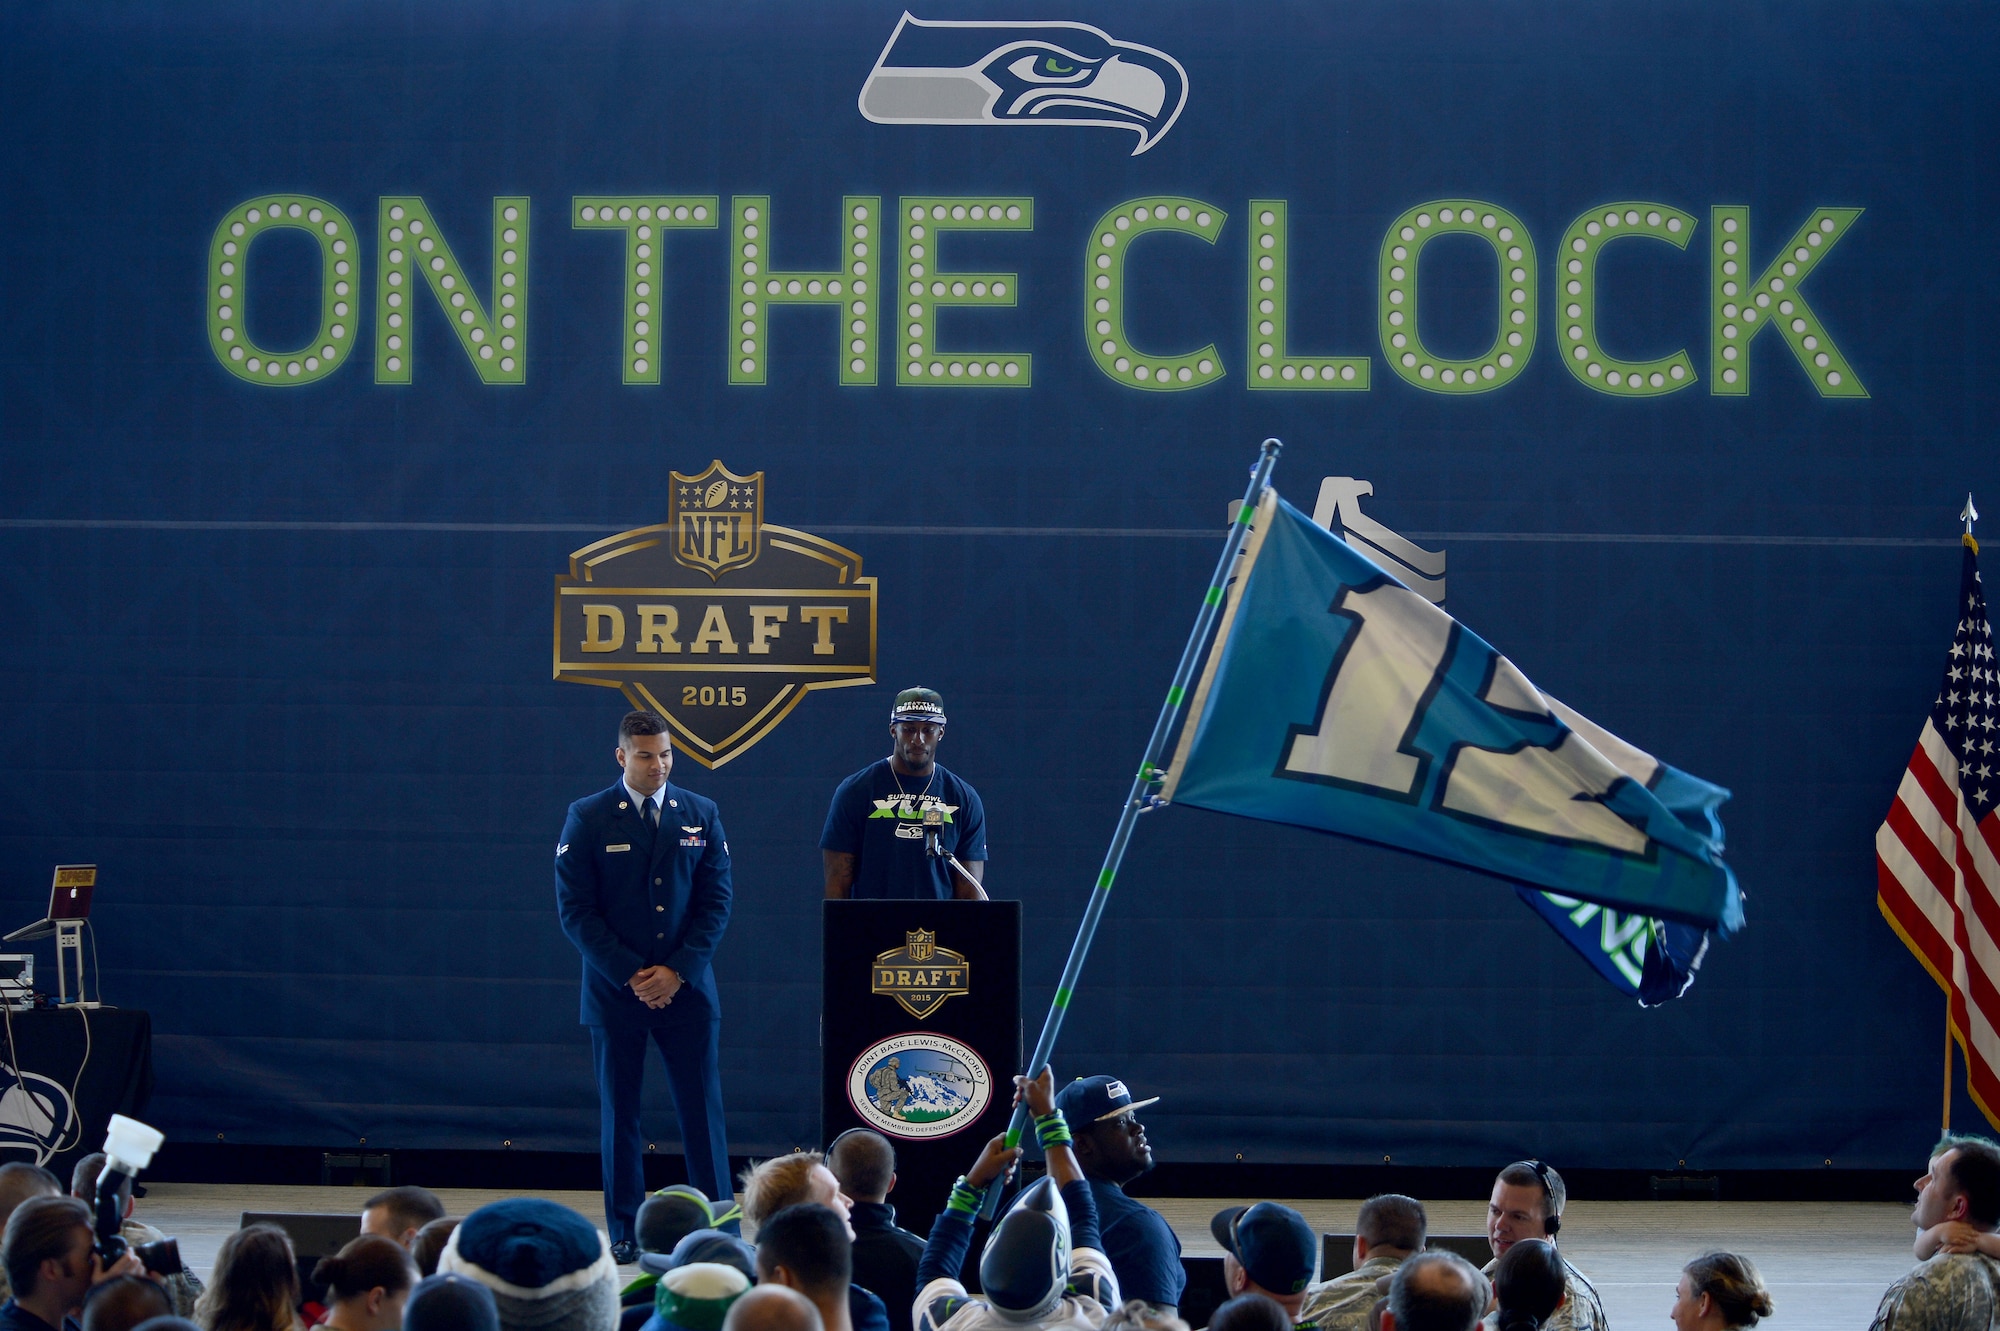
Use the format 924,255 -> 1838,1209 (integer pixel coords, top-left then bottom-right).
1210,1203 -> 1317,1295
638,1229 -> 757,1279
1053,1074 -> 1160,1124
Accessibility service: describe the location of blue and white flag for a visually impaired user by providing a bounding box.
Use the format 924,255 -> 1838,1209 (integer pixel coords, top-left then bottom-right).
1162,490 -> 1744,935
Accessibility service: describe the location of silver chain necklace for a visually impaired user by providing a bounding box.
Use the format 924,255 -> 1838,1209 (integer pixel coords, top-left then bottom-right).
891,762 -> 936,802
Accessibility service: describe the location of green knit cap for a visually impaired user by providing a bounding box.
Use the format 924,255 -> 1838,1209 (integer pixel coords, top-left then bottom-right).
653,1262 -> 749,1331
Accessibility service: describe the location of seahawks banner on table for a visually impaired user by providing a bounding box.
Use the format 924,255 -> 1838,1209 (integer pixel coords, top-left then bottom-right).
1163,490 -> 1744,934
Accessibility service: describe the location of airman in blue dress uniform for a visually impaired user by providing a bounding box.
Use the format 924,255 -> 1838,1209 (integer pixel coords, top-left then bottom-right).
556,710 -> 734,1261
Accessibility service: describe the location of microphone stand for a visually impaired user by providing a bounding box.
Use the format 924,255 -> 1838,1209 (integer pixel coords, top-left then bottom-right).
925,810 -> 987,900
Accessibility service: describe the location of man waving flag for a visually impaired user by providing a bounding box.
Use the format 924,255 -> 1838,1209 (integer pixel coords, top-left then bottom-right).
1161,488 -> 1743,935
1877,529 -> 2000,1121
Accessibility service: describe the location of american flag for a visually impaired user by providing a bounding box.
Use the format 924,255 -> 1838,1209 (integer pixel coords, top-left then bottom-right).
1877,535 -> 2000,1117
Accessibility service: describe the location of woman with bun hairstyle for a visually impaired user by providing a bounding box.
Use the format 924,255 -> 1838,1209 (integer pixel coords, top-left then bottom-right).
313,1236 -> 416,1331
1670,1252 -> 1774,1330
1491,1238 -> 1566,1331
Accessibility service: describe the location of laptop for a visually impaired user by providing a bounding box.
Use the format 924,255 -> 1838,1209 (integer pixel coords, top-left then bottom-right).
5,866 -> 97,943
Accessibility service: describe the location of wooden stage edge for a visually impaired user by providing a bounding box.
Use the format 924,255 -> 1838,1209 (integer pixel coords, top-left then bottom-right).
138,1183 -> 1915,1330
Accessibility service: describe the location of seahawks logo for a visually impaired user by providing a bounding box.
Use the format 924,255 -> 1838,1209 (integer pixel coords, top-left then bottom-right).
0,1066 -> 75,1156
859,15 -> 1190,156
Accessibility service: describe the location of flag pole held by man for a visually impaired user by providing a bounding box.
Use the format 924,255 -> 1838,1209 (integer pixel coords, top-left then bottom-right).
980,450 -> 1742,1221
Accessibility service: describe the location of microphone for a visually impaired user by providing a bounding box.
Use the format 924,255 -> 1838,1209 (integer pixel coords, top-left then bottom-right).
923,806 -> 944,856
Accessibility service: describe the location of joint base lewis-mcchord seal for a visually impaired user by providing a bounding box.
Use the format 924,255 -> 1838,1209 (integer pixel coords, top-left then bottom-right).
846,1033 -> 991,1140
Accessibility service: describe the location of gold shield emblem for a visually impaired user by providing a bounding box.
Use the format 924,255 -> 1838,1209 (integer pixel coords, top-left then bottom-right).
671,461 -> 763,579
871,931 -> 970,1020
552,459 -> 878,768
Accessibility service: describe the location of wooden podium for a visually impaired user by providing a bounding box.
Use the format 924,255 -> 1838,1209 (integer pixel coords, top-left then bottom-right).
822,899 -> 1021,1232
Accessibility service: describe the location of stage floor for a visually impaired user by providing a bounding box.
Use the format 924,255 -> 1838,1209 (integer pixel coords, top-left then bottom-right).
139,1184 -> 1916,1328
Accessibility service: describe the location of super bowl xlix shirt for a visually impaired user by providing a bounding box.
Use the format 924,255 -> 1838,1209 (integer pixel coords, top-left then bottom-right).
821,758 -> 988,900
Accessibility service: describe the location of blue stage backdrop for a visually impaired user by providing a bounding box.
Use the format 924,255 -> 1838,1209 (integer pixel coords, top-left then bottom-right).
0,0 -> 1994,1171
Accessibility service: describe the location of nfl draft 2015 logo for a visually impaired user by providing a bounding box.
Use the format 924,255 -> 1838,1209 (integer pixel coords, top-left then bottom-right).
847,1033 -> 992,1140
871,929 -> 971,1019
551,460 -> 879,768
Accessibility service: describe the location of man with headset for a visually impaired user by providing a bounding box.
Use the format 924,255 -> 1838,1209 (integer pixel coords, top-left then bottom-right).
1484,1161 -> 1607,1331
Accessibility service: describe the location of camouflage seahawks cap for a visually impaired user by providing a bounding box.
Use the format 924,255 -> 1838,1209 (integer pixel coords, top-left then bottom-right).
891,687 -> 947,725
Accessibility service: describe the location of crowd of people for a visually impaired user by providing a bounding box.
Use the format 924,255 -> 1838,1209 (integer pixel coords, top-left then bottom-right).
13,1089 -> 2000,1331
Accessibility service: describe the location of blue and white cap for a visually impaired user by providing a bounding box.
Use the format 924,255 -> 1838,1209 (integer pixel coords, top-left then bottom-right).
440,1199 -> 620,1331
1054,1074 -> 1160,1123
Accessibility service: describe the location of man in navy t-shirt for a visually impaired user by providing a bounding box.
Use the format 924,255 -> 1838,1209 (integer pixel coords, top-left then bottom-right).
821,687 -> 988,900
1056,1074 -> 1187,1316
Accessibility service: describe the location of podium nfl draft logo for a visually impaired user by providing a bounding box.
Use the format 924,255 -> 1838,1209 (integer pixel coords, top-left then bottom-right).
552,460 -> 878,768
872,929 -> 970,1019
848,1033 -> 992,1140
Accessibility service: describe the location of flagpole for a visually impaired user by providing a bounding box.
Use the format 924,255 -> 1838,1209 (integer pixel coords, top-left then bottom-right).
978,437 -> 1282,1220
1948,493 -> 1978,1135
1946,1014 -> 1955,1133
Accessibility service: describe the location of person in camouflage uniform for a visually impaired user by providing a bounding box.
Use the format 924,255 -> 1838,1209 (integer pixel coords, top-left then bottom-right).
1387,1254 -> 1487,1331
1872,1136 -> 2000,1331
1299,1195 -> 1425,1331
1481,1162 -> 1606,1331
868,1057 -> 911,1120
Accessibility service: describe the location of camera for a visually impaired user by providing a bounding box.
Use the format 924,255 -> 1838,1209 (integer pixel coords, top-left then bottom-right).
131,1237 -> 183,1277
92,1115 -> 180,1276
